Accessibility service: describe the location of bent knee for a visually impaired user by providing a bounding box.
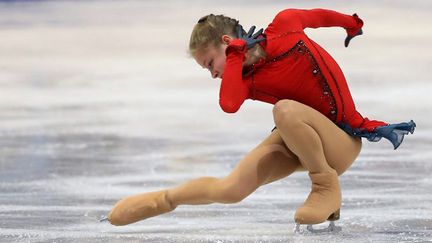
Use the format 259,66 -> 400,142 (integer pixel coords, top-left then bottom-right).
273,99 -> 303,126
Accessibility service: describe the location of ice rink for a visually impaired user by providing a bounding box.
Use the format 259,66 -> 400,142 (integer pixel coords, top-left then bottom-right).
0,0 -> 431,242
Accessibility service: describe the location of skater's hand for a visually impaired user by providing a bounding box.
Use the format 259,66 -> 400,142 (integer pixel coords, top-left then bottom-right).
344,28 -> 363,47
344,13 -> 363,47
236,24 -> 265,50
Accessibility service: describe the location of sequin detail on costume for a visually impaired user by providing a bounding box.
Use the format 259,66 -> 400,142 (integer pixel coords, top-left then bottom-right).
263,40 -> 338,122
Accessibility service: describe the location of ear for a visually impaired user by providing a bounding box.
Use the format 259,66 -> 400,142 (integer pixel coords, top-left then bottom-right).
221,35 -> 233,45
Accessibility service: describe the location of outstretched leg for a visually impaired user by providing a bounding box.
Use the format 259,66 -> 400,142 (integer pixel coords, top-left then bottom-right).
272,99 -> 362,225
108,130 -> 302,226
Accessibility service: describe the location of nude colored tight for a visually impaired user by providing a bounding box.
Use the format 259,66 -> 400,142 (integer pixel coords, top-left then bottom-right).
166,99 -> 362,207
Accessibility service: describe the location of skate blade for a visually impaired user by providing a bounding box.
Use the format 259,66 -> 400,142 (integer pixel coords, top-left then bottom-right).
294,221 -> 342,234
99,216 -> 109,222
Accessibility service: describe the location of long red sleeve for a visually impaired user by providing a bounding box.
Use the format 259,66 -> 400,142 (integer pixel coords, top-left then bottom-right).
270,8 -> 363,35
219,39 -> 250,113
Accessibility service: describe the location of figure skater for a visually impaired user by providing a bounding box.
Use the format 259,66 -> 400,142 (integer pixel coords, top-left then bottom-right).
105,8 -> 416,231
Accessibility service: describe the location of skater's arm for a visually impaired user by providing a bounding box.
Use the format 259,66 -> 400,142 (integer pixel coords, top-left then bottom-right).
272,8 -> 363,35
219,39 -> 250,113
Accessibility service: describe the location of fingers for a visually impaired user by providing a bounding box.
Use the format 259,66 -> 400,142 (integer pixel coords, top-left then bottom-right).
252,28 -> 263,39
236,24 -> 265,49
247,25 -> 256,37
255,36 -> 265,43
344,36 -> 353,47
345,29 -> 363,48
237,25 -> 263,39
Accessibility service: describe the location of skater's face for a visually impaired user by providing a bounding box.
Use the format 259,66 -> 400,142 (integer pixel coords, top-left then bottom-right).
193,35 -> 233,79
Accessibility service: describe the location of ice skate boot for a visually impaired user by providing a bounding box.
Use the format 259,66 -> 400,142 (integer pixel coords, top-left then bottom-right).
294,169 -> 342,233
106,190 -> 176,226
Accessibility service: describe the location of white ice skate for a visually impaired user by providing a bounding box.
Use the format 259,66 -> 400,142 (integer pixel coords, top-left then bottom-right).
294,209 -> 342,234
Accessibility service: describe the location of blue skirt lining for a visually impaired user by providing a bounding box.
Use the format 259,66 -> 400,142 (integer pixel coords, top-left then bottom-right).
338,120 -> 416,150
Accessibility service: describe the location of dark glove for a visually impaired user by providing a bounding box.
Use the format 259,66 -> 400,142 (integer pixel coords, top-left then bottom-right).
344,29 -> 363,47
344,13 -> 363,47
236,24 -> 265,50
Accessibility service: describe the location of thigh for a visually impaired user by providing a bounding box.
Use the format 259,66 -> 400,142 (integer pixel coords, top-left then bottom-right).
287,100 -> 362,175
224,129 -> 303,189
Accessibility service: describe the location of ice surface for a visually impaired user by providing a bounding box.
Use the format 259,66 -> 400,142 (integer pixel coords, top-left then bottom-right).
0,0 -> 431,242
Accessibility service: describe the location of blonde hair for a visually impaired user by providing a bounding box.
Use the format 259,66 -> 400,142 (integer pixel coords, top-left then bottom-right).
188,14 -> 239,56
189,14 -> 267,65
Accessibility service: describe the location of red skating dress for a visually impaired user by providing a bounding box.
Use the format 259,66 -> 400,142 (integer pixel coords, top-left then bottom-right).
219,9 -> 415,149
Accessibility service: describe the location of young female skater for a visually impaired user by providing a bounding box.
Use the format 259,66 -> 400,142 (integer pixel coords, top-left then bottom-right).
106,8 -> 415,229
